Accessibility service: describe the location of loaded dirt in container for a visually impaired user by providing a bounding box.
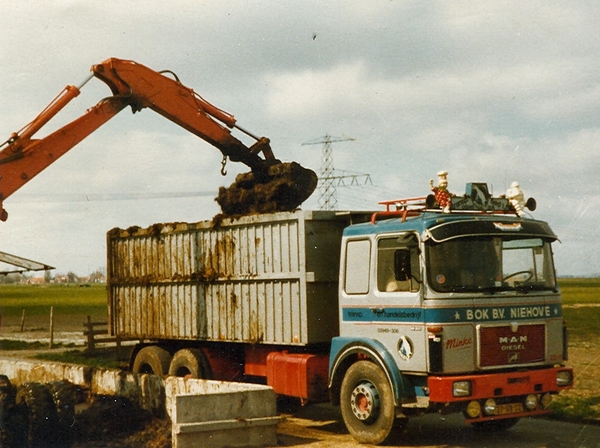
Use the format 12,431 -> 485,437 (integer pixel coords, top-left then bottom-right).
216,161 -> 318,216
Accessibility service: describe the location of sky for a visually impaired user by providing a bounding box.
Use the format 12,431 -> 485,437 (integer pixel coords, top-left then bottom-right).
1,1 -> 600,277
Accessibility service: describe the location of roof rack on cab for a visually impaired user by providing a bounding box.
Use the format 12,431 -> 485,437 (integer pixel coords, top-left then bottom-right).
370,175 -> 537,224
371,196 -> 427,224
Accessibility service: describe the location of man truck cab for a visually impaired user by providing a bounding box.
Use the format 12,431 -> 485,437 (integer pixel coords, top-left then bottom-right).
330,182 -> 572,444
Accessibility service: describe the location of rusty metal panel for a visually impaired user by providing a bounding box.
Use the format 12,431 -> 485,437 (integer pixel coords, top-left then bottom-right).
110,283 -> 205,340
204,280 -> 304,344
107,223 -> 204,340
197,215 -> 305,344
107,211 -> 356,345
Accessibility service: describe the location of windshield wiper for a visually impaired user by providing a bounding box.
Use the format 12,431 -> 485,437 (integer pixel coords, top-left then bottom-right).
514,284 -> 551,293
479,286 -> 505,294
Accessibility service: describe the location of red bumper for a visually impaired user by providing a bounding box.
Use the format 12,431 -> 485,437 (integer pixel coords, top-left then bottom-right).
428,366 -> 573,403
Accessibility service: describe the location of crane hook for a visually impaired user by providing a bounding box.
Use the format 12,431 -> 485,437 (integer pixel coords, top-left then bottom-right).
220,155 -> 228,176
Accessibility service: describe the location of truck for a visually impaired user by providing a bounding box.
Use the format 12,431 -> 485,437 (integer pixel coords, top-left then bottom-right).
109,182 -> 573,445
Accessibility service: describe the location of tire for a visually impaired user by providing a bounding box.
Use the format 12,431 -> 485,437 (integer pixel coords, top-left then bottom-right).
133,345 -> 172,376
168,348 -> 213,379
340,360 -> 399,445
16,383 -> 60,447
0,375 -> 17,447
471,417 -> 520,432
47,380 -> 77,445
0,374 -> 16,414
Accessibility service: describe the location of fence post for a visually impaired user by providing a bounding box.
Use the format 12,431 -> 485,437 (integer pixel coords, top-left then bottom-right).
85,315 -> 95,352
49,306 -> 54,349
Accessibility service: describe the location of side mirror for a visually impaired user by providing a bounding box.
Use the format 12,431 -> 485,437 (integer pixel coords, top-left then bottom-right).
394,249 -> 411,281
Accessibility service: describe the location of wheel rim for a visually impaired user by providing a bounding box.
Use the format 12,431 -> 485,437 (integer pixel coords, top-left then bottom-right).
350,381 -> 380,422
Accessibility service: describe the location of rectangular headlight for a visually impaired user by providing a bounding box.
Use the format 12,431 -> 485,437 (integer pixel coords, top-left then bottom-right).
453,380 -> 472,397
557,370 -> 573,387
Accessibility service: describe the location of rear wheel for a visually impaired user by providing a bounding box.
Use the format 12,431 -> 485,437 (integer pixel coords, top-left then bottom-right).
340,360 -> 399,445
133,345 -> 172,376
168,348 -> 213,379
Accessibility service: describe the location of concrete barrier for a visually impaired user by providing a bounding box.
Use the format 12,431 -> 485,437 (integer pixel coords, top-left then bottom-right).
0,358 -> 167,415
0,358 -> 279,447
91,368 -> 166,416
166,377 -> 279,448
0,358 -> 91,386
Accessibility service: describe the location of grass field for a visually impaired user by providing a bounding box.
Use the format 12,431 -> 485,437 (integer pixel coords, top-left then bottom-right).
557,277 -> 600,304
0,283 -> 107,319
548,278 -> 600,423
557,278 -> 600,341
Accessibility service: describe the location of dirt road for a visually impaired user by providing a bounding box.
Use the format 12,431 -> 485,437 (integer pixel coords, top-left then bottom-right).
278,404 -> 600,448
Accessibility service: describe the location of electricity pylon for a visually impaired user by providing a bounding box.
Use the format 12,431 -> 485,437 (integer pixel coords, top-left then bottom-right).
302,134 -> 370,210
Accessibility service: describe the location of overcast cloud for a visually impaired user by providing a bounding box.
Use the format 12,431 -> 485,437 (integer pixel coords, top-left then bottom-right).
1,1 -> 600,276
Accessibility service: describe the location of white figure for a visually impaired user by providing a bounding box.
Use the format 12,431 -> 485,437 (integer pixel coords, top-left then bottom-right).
506,181 -> 526,217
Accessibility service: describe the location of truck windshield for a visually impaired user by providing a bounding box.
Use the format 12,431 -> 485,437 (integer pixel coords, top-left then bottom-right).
426,237 -> 556,293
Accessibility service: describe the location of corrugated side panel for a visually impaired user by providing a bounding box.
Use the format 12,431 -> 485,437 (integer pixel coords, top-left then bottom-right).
111,284 -> 204,339
108,224 -> 205,340
200,216 -> 307,345
108,211 -> 351,345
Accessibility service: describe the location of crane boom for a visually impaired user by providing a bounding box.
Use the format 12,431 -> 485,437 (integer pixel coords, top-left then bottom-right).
91,58 -> 276,169
0,58 -> 316,221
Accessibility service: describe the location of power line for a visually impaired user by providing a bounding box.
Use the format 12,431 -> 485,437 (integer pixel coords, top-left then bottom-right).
10,191 -> 216,203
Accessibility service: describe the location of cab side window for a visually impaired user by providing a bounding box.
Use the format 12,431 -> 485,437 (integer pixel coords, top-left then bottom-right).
344,239 -> 371,295
377,235 -> 420,292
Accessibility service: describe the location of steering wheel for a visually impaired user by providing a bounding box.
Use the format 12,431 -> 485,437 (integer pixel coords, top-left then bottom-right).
503,270 -> 533,282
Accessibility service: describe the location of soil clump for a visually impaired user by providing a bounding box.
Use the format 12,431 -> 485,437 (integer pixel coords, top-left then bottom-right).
216,162 -> 318,216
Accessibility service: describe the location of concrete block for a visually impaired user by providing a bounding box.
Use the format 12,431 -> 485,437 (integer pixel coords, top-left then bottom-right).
0,359 -> 166,415
163,376 -> 276,419
91,369 -> 166,416
170,382 -> 279,448
0,359 -> 91,386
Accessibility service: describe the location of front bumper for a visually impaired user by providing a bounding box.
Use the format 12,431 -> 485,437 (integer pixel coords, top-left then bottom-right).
427,366 -> 573,421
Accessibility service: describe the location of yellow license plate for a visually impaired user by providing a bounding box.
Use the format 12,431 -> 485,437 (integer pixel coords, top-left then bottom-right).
494,403 -> 524,415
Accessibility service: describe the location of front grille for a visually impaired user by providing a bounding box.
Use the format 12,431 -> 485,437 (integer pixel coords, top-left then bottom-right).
479,324 -> 545,368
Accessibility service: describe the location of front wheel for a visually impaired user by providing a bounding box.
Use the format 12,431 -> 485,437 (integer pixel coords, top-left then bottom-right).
340,360 -> 400,445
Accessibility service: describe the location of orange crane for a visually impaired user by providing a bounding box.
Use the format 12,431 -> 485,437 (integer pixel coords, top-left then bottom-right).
0,58 -> 317,221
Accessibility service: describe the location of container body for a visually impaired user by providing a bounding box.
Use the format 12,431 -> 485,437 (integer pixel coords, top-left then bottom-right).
107,210 -> 354,346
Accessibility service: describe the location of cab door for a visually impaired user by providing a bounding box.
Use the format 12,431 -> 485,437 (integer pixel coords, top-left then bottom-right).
339,233 -> 426,373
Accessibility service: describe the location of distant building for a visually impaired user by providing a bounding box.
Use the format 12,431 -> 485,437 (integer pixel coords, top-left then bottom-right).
27,277 -> 46,285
